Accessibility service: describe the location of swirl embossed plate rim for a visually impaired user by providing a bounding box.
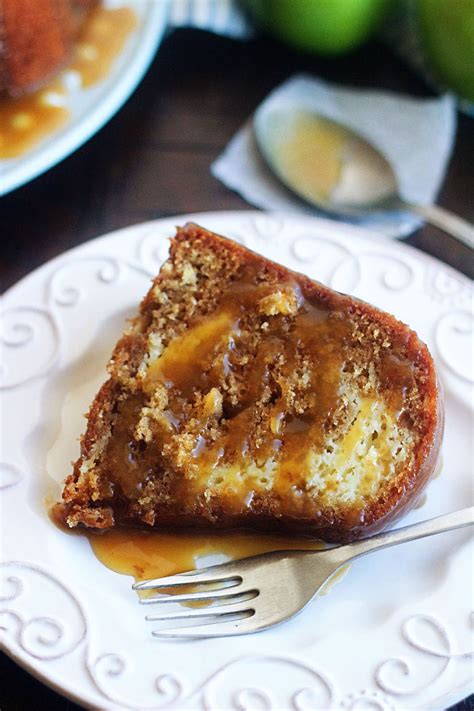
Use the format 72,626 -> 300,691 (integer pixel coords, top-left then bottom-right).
1,211 -> 473,711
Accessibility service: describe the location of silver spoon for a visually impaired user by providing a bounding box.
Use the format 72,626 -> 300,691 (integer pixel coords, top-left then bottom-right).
254,106 -> 474,249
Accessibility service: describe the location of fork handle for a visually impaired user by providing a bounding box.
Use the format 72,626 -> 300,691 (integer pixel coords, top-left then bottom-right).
333,507 -> 474,565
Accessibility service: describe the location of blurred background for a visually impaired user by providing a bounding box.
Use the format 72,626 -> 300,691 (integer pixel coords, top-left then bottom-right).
1,0 -> 473,293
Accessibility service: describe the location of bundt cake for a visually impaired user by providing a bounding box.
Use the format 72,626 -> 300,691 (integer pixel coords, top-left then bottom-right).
54,224 -> 443,543
0,0 -> 97,96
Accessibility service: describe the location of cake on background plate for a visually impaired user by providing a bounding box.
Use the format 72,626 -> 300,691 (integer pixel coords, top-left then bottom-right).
54,224 -> 443,543
0,0 -> 97,96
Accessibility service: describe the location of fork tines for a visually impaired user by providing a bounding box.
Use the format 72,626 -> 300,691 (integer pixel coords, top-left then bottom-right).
133,567 -> 258,637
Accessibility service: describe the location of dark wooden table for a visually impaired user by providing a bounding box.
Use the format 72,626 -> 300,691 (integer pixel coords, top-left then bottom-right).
1,26 -> 473,711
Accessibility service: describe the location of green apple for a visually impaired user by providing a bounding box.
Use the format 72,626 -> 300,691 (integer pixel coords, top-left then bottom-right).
417,0 -> 474,102
241,0 -> 392,55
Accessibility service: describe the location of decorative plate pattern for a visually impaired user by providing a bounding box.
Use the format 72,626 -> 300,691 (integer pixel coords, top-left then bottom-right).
1,212 -> 473,710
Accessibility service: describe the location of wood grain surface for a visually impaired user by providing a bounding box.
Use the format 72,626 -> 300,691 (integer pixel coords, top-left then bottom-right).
1,26 -> 473,711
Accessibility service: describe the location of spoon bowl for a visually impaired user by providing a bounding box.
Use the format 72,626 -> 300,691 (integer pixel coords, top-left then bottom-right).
254,105 -> 474,248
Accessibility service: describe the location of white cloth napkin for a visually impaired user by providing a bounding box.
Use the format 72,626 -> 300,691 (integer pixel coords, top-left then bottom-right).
211,75 -> 456,239
168,0 -> 253,38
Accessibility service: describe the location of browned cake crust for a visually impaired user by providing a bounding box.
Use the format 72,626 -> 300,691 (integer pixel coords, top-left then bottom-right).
54,223 -> 443,543
0,0 -> 96,97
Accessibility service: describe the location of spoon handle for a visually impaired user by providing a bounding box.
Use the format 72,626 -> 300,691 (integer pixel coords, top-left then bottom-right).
406,202 -> 474,250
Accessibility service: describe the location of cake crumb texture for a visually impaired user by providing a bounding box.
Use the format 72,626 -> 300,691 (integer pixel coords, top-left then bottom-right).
55,223 -> 442,542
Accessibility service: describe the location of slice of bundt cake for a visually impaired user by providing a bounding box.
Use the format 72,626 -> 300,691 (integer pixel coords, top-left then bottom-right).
0,0 -> 96,97
54,224 -> 442,543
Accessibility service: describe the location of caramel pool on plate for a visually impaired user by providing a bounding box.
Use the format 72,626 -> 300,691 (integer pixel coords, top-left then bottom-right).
87,528 -> 350,602
88,528 -> 326,582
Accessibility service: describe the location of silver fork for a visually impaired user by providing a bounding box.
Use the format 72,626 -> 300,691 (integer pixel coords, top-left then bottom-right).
133,507 -> 473,638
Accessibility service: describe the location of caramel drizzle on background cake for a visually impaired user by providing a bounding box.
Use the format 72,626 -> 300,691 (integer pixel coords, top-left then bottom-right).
0,6 -> 137,159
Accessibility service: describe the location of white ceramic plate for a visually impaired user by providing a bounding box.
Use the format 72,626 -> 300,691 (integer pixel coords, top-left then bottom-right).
0,0 -> 169,196
1,212 -> 473,710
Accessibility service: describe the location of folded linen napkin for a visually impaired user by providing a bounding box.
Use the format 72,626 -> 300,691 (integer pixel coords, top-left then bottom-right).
211,75 -> 456,239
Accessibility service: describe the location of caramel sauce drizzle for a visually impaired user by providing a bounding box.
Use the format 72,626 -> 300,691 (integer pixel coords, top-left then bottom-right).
0,6 -> 137,159
107,278 -> 412,523
103,275 -> 354,508
103,269 -> 417,514
69,6 -> 137,88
